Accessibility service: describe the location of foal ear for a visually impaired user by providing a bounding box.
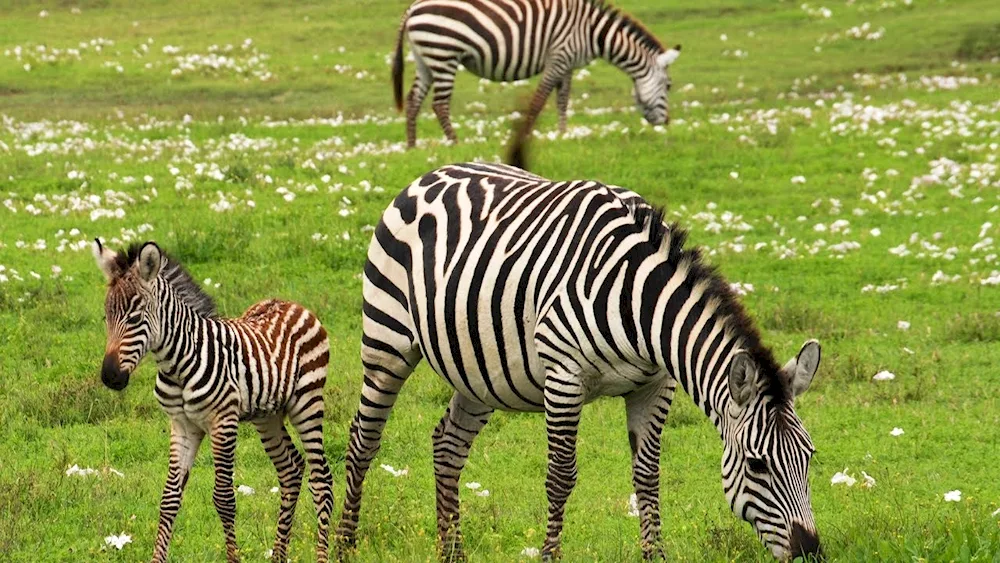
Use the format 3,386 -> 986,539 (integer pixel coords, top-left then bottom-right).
92,238 -> 120,282
137,242 -> 164,283
657,44 -> 682,67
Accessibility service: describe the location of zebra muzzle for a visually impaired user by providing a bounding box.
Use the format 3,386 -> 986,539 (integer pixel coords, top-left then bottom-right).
788,521 -> 822,560
101,354 -> 130,391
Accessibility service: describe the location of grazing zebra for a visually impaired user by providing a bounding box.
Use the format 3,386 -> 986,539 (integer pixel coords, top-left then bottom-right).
93,240 -> 334,563
335,164 -> 824,561
392,0 -> 681,148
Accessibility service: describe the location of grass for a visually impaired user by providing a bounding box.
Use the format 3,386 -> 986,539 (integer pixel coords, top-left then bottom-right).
1,0 -> 1000,561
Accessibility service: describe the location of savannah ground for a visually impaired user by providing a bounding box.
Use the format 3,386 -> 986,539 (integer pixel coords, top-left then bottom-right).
1,0 -> 999,561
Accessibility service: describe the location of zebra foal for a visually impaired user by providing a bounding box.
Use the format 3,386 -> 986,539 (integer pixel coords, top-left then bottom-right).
392,0 -> 681,148
336,164 -> 823,561
93,240 -> 334,563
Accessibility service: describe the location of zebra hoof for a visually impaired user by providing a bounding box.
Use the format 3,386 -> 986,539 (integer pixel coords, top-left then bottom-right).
642,546 -> 667,561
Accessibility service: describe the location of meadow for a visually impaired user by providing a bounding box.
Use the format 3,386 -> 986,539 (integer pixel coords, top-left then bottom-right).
1,0 -> 999,560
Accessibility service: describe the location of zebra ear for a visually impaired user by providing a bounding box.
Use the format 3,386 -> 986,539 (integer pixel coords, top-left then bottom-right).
657,44 -> 681,67
137,242 -> 163,283
728,350 -> 759,411
92,238 -> 120,282
783,340 -> 821,398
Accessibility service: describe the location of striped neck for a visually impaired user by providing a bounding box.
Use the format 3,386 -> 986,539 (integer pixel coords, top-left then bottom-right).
150,282 -> 219,383
588,3 -> 663,79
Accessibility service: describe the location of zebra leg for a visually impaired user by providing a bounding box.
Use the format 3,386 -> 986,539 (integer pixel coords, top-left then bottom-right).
254,416 -> 305,563
514,67 -> 565,144
624,377 -> 677,561
430,62 -> 460,144
556,76 -> 571,134
209,413 -> 242,562
406,55 -> 433,149
541,376 -> 584,561
433,392 -> 494,562
288,384 -> 335,563
335,344 -> 419,554
152,417 -> 205,563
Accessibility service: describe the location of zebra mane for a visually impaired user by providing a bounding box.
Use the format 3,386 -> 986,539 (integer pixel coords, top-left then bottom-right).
115,243 -> 218,318
592,0 -> 665,54
629,204 -> 789,401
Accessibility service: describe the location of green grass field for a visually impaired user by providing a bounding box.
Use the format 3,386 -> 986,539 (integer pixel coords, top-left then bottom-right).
2,0 -> 999,560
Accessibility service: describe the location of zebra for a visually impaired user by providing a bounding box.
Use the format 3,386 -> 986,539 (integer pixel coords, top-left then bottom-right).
335,163 -> 824,561
92,240 -> 334,563
391,0 -> 681,148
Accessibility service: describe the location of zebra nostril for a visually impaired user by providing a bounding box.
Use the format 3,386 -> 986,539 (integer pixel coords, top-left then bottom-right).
101,355 -> 130,391
789,522 -> 822,560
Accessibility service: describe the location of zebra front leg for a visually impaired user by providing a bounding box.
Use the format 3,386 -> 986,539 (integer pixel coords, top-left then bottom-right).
210,413 -> 242,562
556,76 -> 571,134
254,416 -> 305,563
152,417 -> 205,563
433,392 -> 494,562
541,376 -> 584,561
513,68 -> 564,149
335,346 -> 417,554
624,377 -> 677,561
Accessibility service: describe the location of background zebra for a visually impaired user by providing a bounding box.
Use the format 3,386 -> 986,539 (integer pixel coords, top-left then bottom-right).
392,0 -> 681,148
93,241 -> 334,563
336,164 -> 823,561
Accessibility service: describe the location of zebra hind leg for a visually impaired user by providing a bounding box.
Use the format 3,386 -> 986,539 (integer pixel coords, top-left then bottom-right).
541,376 -> 585,561
209,413 -> 242,562
430,62 -> 460,144
254,416 -> 305,563
335,343 -> 419,556
433,392 -> 494,562
624,378 -> 677,561
405,59 -> 432,149
288,383 -> 335,563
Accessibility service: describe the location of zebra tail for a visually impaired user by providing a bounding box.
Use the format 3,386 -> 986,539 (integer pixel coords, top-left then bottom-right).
506,100 -> 534,170
392,15 -> 406,112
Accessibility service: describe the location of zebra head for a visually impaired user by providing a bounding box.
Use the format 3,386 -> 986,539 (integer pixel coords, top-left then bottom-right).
92,240 -> 165,391
723,340 -> 823,561
633,44 -> 681,125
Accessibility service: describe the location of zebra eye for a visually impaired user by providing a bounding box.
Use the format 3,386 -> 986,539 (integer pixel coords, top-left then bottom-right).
747,457 -> 768,474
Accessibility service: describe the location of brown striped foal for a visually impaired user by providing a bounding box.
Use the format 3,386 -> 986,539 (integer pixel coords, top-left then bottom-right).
93,240 -> 333,563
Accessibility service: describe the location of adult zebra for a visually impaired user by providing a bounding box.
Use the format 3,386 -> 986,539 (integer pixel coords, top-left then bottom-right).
392,0 -> 681,148
93,241 -> 334,563
336,164 -> 824,560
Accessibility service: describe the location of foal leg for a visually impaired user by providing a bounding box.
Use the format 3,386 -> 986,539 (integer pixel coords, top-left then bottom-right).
624,377 -> 677,560
288,376 -> 335,563
152,417 -> 204,563
254,416 -> 304,563
433,392 -> 494,562
210,413 -> 242,562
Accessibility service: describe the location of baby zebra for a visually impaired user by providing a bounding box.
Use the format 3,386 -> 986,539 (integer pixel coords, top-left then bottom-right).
93,240 -> 333,563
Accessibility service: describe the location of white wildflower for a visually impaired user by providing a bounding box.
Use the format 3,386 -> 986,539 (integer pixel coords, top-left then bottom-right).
872,370 -> 895,381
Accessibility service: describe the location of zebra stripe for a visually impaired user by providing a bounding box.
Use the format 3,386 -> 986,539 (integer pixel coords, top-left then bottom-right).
336,164 -> 822,561
93,241 -> 334,563
392,0 -> 681,148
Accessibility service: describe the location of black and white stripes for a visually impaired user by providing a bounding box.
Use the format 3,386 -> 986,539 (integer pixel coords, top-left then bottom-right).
337,163 -> 823,561
93,241 -> 334,563
392,0 -> 681,147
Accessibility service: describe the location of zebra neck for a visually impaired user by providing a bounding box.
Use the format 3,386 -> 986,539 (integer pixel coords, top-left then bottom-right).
150,285 -> 226,384
589,4 -> 660,79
